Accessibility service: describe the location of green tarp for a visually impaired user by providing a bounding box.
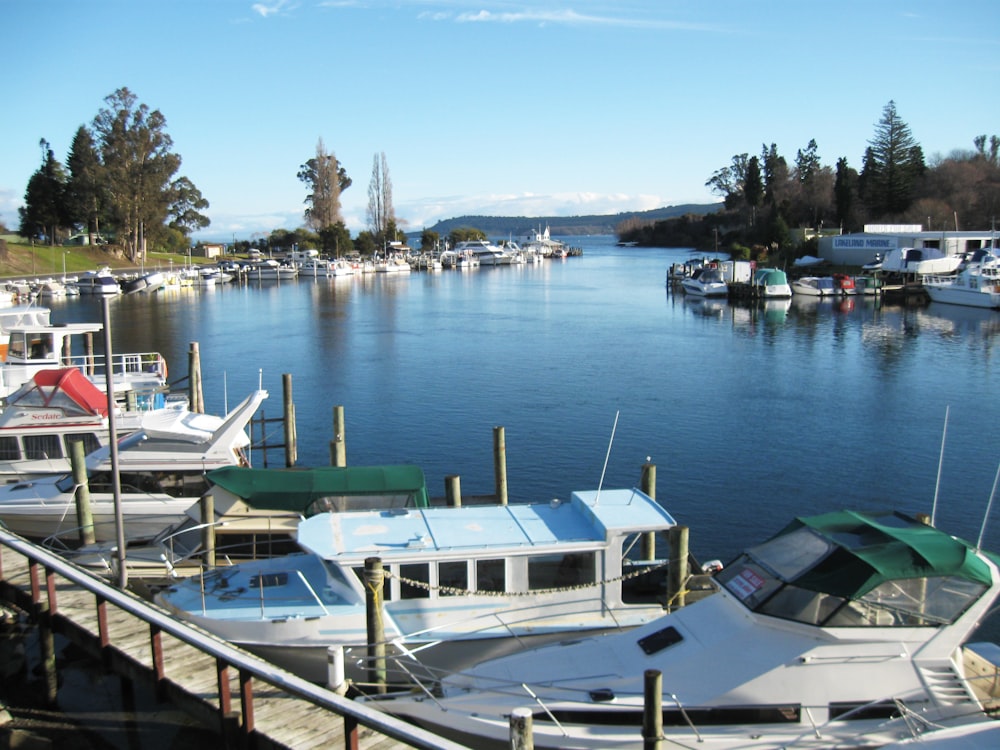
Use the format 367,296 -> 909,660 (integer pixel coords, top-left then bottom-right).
205,464 -> 430,514
776,510 -> 993,598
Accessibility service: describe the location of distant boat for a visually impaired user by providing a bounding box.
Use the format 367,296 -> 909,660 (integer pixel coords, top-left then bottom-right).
73,267 -> 121,295
751,268 -> 792,298
924,251 -> 1000,309
681,266 -> 728,297
791,276 -> 837,296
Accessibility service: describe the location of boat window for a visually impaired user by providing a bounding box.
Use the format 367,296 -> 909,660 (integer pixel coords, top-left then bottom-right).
743,527 -> 832,581
249,572 -> 288,588
756,585 -> 847,625
637,625 -> 683,655
398,563 -> 430,600
855,575 -> 986,626
476,558 -> 506,594
23,434 -> 63,460
716,556 -> 784,609
528,552 -> 596,590
438,560 -> 468,596
534,704 -> 801,726
0,437 -> 20,461
70,433 -> 101,456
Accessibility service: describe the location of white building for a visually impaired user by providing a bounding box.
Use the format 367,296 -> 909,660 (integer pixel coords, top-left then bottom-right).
818,225 -> 997,266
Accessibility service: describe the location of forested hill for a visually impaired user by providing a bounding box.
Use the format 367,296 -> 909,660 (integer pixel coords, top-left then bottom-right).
419,203 -> 722,238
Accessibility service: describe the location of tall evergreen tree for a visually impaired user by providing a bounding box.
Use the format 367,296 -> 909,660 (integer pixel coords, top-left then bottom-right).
92,87 -> 182,261
860,100 -> 925,217
18,139 -> 67,244
64,126 -> 105,244
834,157 -> 859,231
744,156 -> 763,228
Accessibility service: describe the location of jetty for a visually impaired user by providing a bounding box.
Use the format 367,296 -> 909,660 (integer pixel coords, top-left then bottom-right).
0,528 -> 466,750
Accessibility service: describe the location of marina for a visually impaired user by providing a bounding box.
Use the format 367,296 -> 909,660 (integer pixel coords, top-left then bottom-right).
2,235 -> 1000,747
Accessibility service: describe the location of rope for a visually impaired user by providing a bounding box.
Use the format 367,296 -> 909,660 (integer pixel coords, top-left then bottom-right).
384,561 -> 669,597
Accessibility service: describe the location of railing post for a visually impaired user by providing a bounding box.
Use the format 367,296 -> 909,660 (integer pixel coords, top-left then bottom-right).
239,668 -> 255,746
150,622 -> 167,700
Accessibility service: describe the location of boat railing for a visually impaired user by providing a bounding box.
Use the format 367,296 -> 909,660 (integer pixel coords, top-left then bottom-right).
62,350 -> 168,384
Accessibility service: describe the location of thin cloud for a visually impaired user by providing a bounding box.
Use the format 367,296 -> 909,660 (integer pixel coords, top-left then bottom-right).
451,8 -> 726,32
252,0 -> 298,18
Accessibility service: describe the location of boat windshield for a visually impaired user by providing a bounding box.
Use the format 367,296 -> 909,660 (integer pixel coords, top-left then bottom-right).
716,526 -> 988,628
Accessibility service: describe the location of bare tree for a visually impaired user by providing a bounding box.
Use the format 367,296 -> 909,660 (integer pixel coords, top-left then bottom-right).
366,152 -> 394,245
298,138 -> 342,230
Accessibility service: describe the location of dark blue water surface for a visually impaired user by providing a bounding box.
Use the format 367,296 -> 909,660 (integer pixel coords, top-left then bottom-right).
50,237 -> 1000,569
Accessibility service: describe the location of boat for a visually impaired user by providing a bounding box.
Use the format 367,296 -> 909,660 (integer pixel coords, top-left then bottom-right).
881,247 -> 963,277
751,268 -> 792,298
923,250 -> 1000,310
247,260 -> 298,280
72,267 -> 121,296
364,509 -> 1000,750
792,254 -> 827,269
833,273 -> 857,295
0,304 -> 52,360
521,226 -> 568,258
855,275 -> 885,296
330,258 -> 357,276
452,240 -> 506,266
36,280 -> 67,299
0,321 -> 168,404
67,463 -> 432,588
0,388 -> 268,543
680,266 -> 728,297
300,258 -> 333,277
154,486 -> 685,684
880,713 -> 1000,747
375,254 -> 412,273
791,275 -> 837,296
0,368 -> 152,481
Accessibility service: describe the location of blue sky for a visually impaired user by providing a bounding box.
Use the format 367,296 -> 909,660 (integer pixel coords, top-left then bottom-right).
2,1 -> 998,242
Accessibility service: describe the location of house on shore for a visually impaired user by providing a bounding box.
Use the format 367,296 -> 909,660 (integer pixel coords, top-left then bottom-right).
818,224 -> 998,267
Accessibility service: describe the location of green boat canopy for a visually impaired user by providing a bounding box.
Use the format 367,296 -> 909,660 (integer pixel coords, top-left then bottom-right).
205,465 -> 430,514
773,510 -> 994,599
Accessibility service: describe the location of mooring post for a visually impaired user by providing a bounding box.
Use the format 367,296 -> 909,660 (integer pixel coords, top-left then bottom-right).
327,645 -> 347,695
667,526 -> 689,609
201,492 -> 216,570
445,475 -> 462,507
84,332 -> 94,375
640,461 -> 657,561
188,342 -> 203,413
329,405 -> 346,467
493,425 -> 508,505
70,438 -> 96,546
283,373 -> 297,467
364,557 -> 387,692
510,707 -> 534,750
643,669 -> 663,750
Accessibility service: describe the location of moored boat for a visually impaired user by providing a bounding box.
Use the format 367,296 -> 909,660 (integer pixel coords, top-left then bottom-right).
791,275 -> 837,296
364,509 -> 1000,749
681,266 -> 728,297
155,486 -> 686,684
923,251 -> 1000,309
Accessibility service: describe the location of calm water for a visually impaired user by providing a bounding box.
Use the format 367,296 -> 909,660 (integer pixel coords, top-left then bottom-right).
46,237 -> 1000,567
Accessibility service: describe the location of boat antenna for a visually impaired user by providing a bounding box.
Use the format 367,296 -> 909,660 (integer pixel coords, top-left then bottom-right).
931,405 -> 949,527
977,459 -> 1000,551
595,410 -> 620,505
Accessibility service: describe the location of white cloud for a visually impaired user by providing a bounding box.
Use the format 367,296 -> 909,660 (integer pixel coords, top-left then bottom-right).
252,0 -> 298,18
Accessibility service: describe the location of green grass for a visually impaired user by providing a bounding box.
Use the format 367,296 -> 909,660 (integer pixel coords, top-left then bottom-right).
0,237 -> 209,280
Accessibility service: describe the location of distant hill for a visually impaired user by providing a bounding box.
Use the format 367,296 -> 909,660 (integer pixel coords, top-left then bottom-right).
415,203 -> 722,239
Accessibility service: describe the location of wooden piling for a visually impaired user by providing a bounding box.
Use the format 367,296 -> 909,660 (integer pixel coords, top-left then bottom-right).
283,373 -> 297,467
642,669 -> 663,750
201,493 -> 216,570
330,405 -> 346,467
509,707 -> 534,750
364,557 -> 387,692
640,462 -> 656,561
445,475 -> 462,507
493,426 -> 508,505
84,332 -> 94,376
667,526 -> 689,609
188,342 -> 203,413
70,438 -> 95,546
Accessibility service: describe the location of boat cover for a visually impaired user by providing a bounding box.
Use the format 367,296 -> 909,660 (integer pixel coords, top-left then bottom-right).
4,367 -> 109,416
205,464 -> 431,513
773,510 -> 995,598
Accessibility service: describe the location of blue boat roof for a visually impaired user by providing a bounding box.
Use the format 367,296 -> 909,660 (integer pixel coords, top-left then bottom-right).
296,488 -> 676,561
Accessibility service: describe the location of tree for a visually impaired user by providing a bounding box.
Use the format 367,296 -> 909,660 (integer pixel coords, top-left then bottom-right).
859,100 -> 925,218
420,229 -> 440,251
64,126 -> 105,244
705,153 -> 749,210
760,143 -> 789,208
18,139 -> 67,244
744,156 -> 763,228
166,176 -> 210,235
298,138 -> 345,230
92,87 -> 184,261
318,221 -> 353,257
834,157 -> 859,231
366,152 -> 394,247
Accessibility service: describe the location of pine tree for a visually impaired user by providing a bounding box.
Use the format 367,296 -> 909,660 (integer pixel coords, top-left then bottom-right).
18,139 -> 67,244
860,100 -> 925,217
64,126 -> 105,243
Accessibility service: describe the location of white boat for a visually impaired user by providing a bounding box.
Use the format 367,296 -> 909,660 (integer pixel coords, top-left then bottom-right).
36,280 -> 67,299
751,268 -> 792,298
521,226 -> 568,258
855,275 -> 885,296
792,254 -> 827,269
300,258 -> 333,277
0,304 -> 52,360
364,509 -> 1000,750
330,258 -> 357,277
72,267 -> 121,296
881,247 -> 962,276
681,266 -> 728,297
0,321 -> 167,404
0,388 -> 268,543
880,714 -> 1000,747
155,487 -> 683,684
791,275 -> 837,296
375,254 -> 412,273
247,260 -> 298,280
0,368 -> 150,481
453,240 -> 506,266
923,250 -> 1000,310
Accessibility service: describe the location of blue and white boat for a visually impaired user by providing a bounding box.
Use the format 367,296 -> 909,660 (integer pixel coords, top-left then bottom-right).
155,487 -> 682,683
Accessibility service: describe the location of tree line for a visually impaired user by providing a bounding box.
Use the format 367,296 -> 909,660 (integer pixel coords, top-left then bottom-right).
618,101 -> 1000,261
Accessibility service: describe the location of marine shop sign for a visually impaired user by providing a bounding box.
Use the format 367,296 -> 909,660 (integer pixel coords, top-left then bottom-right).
832,237 -> 899,250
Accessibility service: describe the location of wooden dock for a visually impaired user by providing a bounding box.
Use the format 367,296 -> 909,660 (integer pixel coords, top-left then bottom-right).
0,529 -> 467,750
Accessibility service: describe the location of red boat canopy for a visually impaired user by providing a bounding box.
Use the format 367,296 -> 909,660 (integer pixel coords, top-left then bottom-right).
6,368 -> 110,417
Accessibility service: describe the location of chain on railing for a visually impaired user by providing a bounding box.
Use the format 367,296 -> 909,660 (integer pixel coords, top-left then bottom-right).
385,560 -> 670,597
